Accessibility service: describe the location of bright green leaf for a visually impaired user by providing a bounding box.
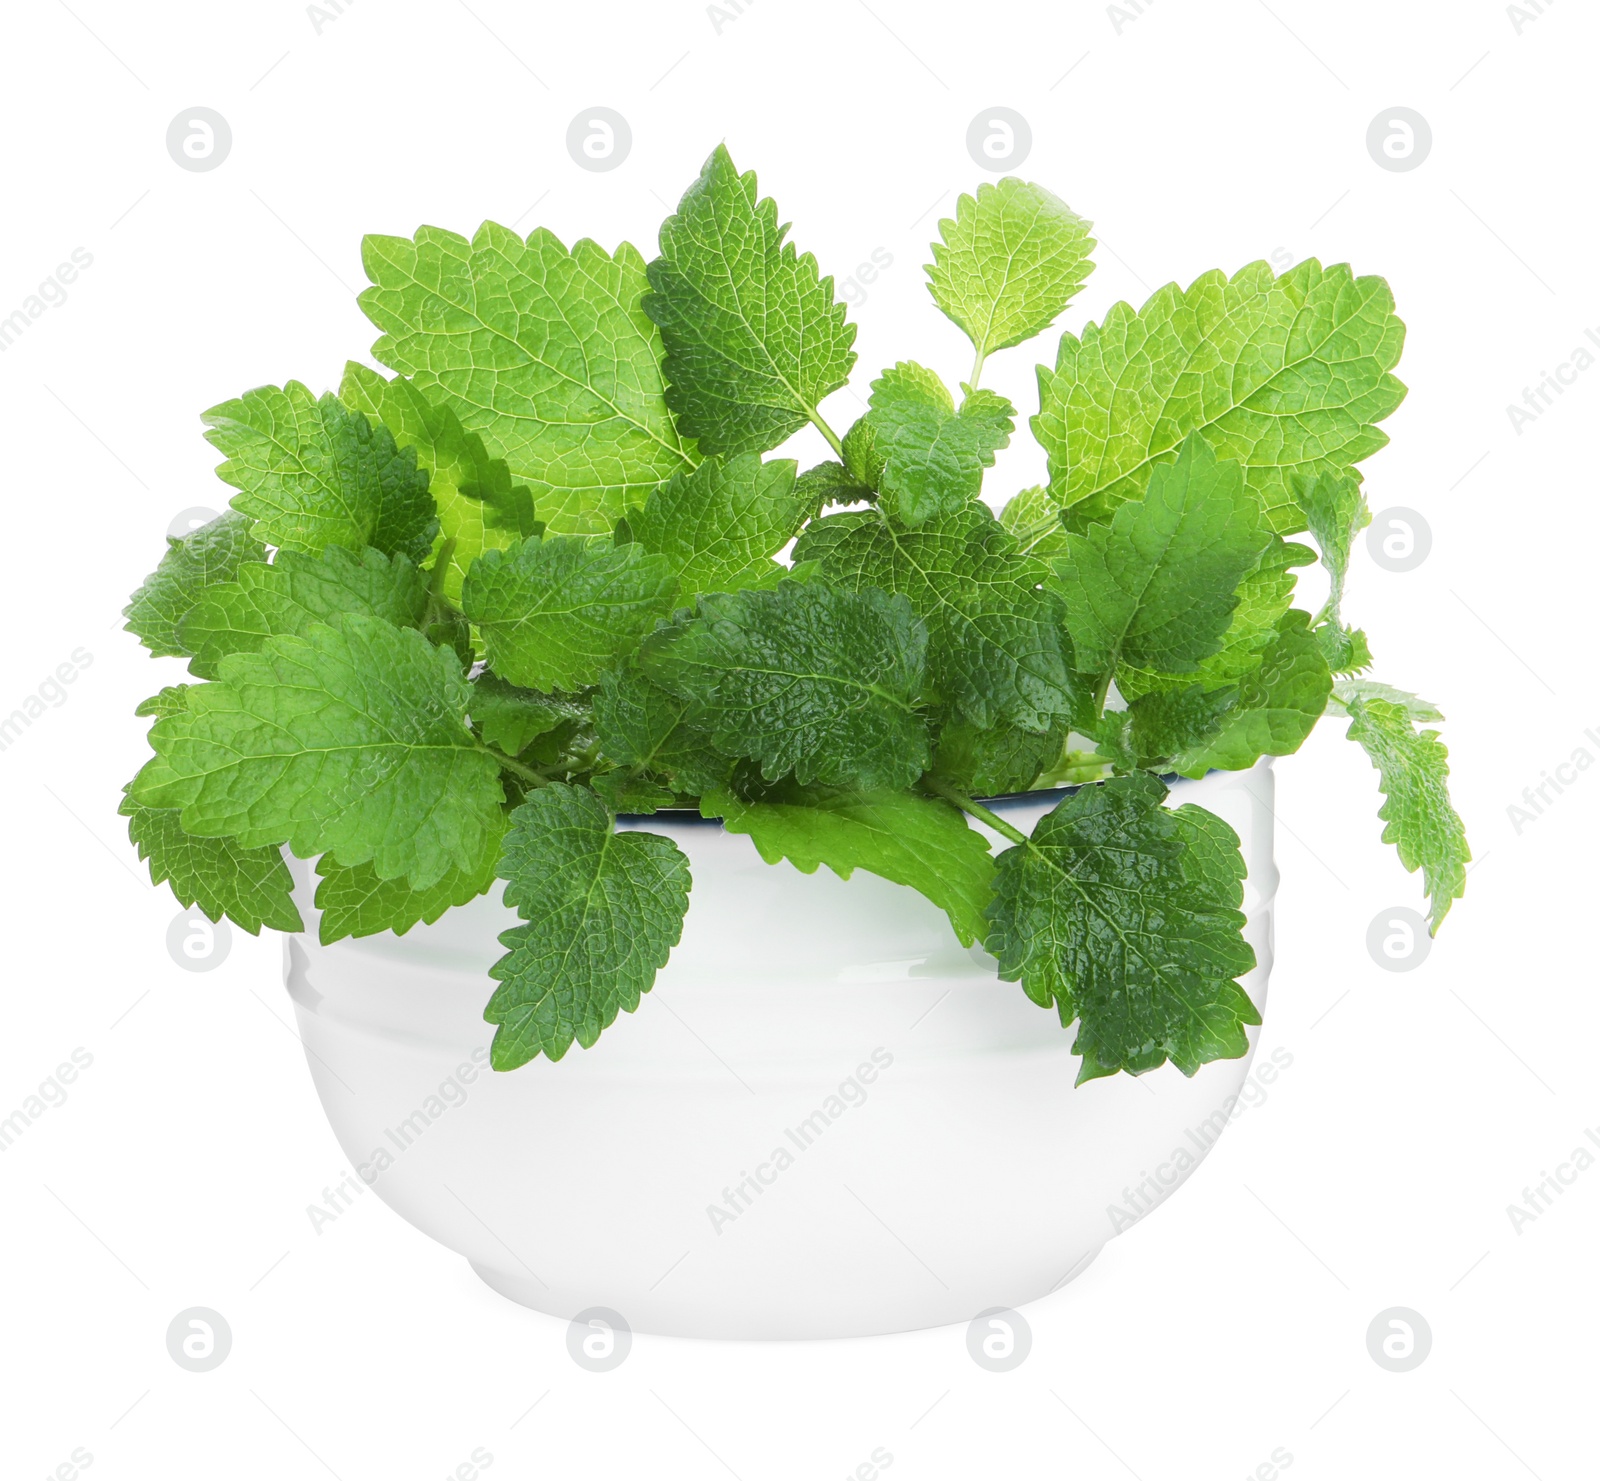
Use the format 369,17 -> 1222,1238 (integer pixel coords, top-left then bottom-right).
468,673 -> 585,758
120,790 -> 302,935
1317,622 -> 1373,676
927,178 -> 1095,367
795,460 -> 873,513
590,772 -> 679,815
315,814 -> 505,943
361,225 -> 696,533
1118,536 -> 1317,700
1344,696 -> 1469,932
340,362 -> 542,601
131,615 -> 503,890
1049,434 -> 1270,678
1123,685 -> 1240,768
998,484 -> 1069,560
932,717 -> 1068,797
135,686 -> 195,720
462,535 -> 677,692
1171,610 -> 1332,777
620,453 -> 808,603
841,363 -> 1014,527
487,784 -> 691,1067
1327,679 -> 1443,722
202,382 -> 437,563
179,546 -> 427,679
124,512 -> 263,659
705,781 -> 995,947
1034,259 -> 1407,533
1296,469 -> 1370,619
592,664 -> 733,796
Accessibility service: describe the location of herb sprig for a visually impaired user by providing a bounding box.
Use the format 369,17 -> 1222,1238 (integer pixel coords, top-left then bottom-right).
124,146 -> 1468,1080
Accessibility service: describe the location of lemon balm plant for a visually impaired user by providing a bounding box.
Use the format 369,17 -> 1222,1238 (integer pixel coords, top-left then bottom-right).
123,145 -> 1467,1082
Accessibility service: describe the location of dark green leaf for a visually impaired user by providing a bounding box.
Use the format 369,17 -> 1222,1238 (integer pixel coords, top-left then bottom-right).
795,504 -> 1075,732
644,144 -> 857,456
640,581 -> 930,791
986,773 -> 1259,1081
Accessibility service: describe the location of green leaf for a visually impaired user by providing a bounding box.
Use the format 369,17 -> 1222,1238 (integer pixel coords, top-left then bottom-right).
124,511 -> 263,659
592,664 -> 733,795
1119,536 -> 1317,702
1296,469 -> 1369,620
1344,696 -> 1469,932
135,686 -> 195,720
120,791 -> 302,935
1034,259 -> 1407,533
361,225 -> 695,533
644,144 -> 857,456
926,178 -> 1095,366
640,581 -> 930,791
1297,468 -> 1374,676
468,672 -> 585,758
1316,622 -> 1373,676
487,784 -> 691,1068
998,484 -> 1069,560
591,771 -> 679,815
794,504 -> 1075,732
202,382 -> 438,563
619,453 -> 808,603
1123,685 -> 1240,768
1194,537 -> 1318,684
340,363 -> 542,601
1327,678 -> 1443,722
933,717 -> 1067,797
705,781 -> 995,947
179,546 -> 428,680
131,615 -> 504,891
795,460 -> 873,513
1171,611 -> 1332,777
462,535 -> 678,692
1049,434 -> 1271,678
985,772 -> 1259,1081
314,814 -> 505,943
841,363 -> 1014,527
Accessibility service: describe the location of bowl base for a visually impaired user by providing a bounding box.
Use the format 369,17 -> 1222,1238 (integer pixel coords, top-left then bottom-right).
468,1245 -> 1104,1340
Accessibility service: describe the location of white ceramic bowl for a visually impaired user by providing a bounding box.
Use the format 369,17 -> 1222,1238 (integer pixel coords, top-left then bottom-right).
283,761 -> 1277,1339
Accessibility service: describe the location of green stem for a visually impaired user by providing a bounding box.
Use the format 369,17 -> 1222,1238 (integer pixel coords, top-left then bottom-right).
968,346 -> 987,390
1091,668 -> 1115,718
474,741 -> 548,788
921,773 -> 1030,848
807,407 -> 845,459
428,536 -> 457,600
422,536 -> 460,629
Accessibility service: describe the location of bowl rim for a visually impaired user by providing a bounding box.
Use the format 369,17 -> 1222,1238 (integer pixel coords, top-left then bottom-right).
615,767 -> 1225,825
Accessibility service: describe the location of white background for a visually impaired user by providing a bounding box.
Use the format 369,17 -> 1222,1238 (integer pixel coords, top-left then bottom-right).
1,0 -> 1594,1476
